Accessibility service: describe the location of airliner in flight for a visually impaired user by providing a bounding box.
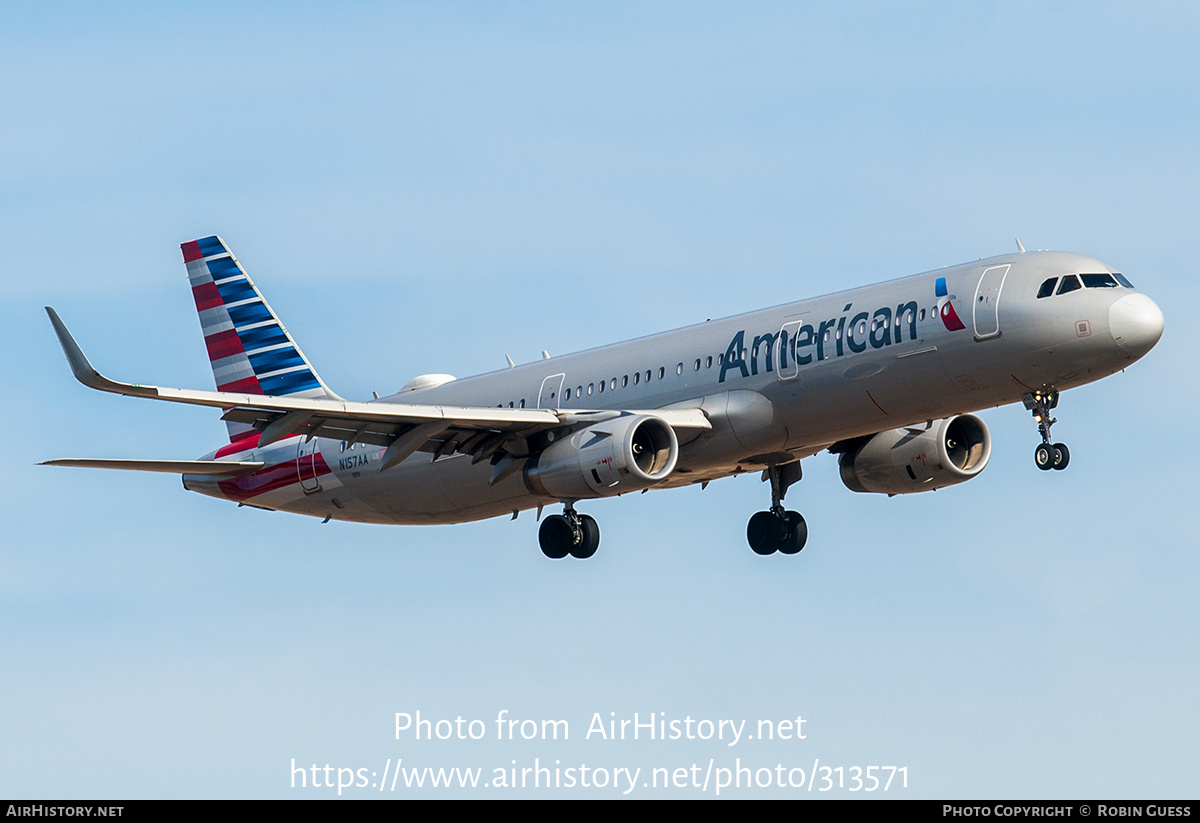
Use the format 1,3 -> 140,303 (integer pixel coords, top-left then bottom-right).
44,236 -> 1163,559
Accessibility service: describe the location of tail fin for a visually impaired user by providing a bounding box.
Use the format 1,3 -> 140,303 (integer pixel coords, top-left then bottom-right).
181,235 -> 341,442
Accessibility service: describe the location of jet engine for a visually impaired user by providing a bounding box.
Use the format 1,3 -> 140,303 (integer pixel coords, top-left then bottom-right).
838,414 -> 992,495
524,414 -> 679,499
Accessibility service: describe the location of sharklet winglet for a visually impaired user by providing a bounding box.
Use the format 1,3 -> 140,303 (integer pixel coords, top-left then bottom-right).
46,307 -> 157,398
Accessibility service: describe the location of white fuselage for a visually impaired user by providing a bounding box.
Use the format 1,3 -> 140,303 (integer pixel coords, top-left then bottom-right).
184,250 -> 1160,524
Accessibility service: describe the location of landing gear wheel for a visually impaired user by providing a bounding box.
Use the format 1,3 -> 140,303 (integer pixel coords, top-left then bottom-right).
570,514 -> 600,559
1025,390 -> 1069,473
778,511 -> 807,555
539,515 -> 573,559
1034,442 -> 1055,471
540,504 -> 600,560
747,511 -> 785,555
748,461 -> 806,556
1052,443 -> 1070,470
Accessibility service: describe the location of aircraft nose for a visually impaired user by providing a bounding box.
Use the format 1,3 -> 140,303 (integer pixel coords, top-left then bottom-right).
1109,293 -> 1164,356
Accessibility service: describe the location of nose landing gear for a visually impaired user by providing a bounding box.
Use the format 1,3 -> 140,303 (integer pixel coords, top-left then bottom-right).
1024,390 -> 1070,471
539,501 -> 600,559
746,461 -> 807,556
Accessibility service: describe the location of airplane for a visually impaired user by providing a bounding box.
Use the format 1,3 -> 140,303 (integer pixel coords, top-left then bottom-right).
43,236 -> 1164,559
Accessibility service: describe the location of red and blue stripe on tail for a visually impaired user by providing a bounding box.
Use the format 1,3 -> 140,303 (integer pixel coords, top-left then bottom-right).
181,236 -> 339,442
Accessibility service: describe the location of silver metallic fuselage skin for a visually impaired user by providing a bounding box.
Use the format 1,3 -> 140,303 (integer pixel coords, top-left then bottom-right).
184,250 -> 1162,524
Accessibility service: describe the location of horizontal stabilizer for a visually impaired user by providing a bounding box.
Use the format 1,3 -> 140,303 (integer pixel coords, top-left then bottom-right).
40,458 -> 264,475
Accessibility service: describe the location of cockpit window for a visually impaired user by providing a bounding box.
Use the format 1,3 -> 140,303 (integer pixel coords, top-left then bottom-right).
1040,272 -> 1133,299
1081,273 -> 1119,289
1056,275 -> 1081,295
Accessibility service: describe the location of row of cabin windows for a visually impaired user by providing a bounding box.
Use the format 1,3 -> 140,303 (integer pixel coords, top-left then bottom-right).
498,358 -> 711,408
563,362 -> 685,402
1037,272 -> 1133,299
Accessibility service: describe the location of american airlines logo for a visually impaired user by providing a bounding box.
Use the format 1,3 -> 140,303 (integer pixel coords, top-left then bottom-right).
935,276 -> 966,332
718,279 -> 967,384
720,299 -> 920,383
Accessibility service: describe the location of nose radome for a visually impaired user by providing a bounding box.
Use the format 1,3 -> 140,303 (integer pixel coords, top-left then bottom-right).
1109,293 -> 1164,356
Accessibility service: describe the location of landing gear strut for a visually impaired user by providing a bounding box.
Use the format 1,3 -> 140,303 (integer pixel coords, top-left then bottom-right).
1023,390 -> 1070,471
539,501 -> 600,559
747,462 -> 807,556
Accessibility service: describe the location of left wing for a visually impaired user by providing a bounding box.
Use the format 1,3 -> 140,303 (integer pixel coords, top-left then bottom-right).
45,308 -> 709,473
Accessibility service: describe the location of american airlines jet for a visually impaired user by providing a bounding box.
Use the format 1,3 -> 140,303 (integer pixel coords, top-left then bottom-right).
44,236 -> 1163,559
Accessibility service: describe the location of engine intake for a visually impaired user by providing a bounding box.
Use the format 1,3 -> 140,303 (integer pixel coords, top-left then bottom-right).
838,414 -> 991,495
524,414 -> 679,499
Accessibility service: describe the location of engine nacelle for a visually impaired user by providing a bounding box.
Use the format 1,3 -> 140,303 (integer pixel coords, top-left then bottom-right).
838,414 -> 992,495
524,414 -> 679,499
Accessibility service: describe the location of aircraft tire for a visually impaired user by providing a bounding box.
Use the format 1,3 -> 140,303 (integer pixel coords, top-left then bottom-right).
539,515 -> 574,559
570,515 -> 600,559
1034,443 -> 1055,470
747,511 -> 785,555
778,511 -> 807,555
1052,443 -> 1070,470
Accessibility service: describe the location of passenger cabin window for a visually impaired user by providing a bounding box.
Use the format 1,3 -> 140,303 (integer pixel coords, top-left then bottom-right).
1056,275 -> 1082,295
1037,277 -> 1058,298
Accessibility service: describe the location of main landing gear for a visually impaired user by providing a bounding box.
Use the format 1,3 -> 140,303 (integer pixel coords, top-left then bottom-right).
1023,390 -> 1070,471
747,462 -> 807,556
539,501 -> 600,559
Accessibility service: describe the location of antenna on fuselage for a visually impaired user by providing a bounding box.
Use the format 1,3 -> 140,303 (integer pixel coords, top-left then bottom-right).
505,354 -> 515,368
1015,238 -> 1026,254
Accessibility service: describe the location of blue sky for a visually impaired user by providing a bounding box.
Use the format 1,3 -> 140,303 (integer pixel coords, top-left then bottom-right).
2,2 -> 1197,798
